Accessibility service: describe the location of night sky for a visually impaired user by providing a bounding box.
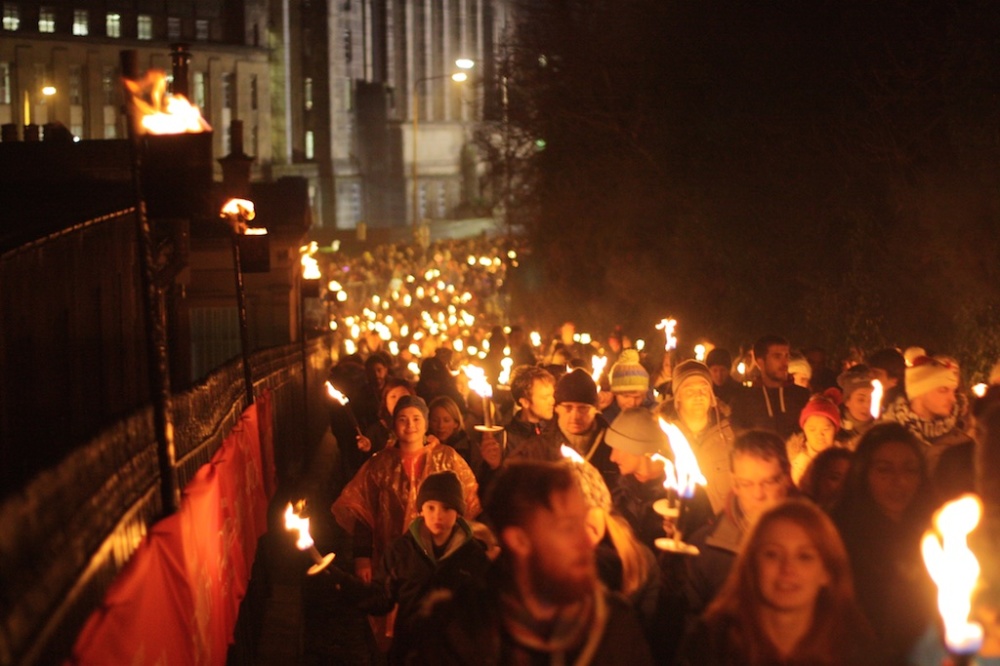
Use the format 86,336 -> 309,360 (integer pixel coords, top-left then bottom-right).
499,0 -> 1000,375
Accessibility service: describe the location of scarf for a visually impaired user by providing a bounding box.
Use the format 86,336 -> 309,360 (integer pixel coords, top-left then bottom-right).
500,583 -> 608,666
883,395 -> 958,444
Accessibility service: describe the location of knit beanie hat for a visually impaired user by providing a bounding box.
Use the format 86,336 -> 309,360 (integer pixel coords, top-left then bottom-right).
904,346 -> 928,367
837,365 -> 875,399
788,357 -> 812,381
554,368 -> 598,405
606,408 -> 669,456
573,461 -> 612,512
906,356 -> 960,400
705,348 -> 732,370
799,391 -> 842,430
671,360 -> 714,398
609,349 -> 649,393
416,471 -> 465,515
393,394 -> 429,421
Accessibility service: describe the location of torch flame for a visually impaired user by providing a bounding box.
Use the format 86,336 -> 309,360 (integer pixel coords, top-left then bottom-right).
650,452 -> 679,495
921,494 -> 984,656
300,241 -> 321,280
325,381 -> 349,406
560,444 -> 585,465
870,379 -> 883,420
221,198 -> 256,220
125,69 -> 211,134
657,418 -> 706,498
591,355 -> 608,384
221,198 -> 258,234
656,318 -> 678,352
498,356 -> 514,387
283,502 -> 315,551
463,365 -> 493,399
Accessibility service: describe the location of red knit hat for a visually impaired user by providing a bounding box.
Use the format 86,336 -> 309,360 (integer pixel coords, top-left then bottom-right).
799,389 -> 842,430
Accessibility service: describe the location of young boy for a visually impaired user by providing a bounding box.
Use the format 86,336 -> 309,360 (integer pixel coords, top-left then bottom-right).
338,471 -> 491,660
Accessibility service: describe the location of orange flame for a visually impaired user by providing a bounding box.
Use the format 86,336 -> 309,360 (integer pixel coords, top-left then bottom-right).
283,502 -> 315,551
656,418 -> 706,498
656,318 -> 678,352
463,365 -> 493,399
870,379 -> 883,420
560,444 -> 585,465
921,494 -> 984,655
125,69 -> 211,134
325,381 -> 349,406
591,355 -> 607,384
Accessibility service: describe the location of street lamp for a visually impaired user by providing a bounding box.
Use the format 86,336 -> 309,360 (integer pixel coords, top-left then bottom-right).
411,58 -> 474,240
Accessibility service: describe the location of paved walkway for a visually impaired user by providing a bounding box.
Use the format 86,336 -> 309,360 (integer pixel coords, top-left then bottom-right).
248,429 -> 381,665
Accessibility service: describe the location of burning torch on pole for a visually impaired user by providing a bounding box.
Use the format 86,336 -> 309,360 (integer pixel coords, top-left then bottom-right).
650,418 -> 706,556
284,501 -> 336,575
464,365 -> 504,435
325,380 -> 364,437
221,198 -> 260,408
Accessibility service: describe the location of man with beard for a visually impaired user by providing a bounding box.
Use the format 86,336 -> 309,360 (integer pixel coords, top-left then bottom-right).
404,461 -> 654,664
730,335 -> 810,439
511,368 -> 618,489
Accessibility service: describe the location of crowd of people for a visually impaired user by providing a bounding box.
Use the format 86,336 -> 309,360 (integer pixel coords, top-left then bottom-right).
303,235 -> 1000,665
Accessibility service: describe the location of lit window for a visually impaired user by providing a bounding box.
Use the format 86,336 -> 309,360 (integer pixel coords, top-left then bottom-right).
38,7 -> 55,33
304,77 -> 313,111
73,9 -> 88,35
167,17 -> 180,39
137,14 -> 152,40
104,122 -> 117,139
195,18 -> 208,41
0,62 -> 10,104
2,4 -> 19,31
305,130 -> 314,160
193,71 -> 206,108
106,13 -> 120,38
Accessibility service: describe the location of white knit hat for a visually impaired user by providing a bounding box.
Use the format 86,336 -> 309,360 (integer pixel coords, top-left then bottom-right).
905,356 -> 959,400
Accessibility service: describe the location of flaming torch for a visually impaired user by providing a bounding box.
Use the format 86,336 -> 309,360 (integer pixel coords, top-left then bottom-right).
124,68 -> 212,134
651,419 -> 707,555
283,501 -> 336,575
464,365 -> 503,434
591,355 -> 608,385
220,198 -> 260,407
921,494 -> 984,664
325,381 -> 363,437
870,379 -> 884,420
656,318 -> 678,352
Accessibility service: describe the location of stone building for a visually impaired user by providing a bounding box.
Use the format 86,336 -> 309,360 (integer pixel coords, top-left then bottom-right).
272,0 -> 505,231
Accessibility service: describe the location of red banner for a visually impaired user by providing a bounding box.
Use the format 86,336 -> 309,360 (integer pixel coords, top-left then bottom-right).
71,391 -> 274,665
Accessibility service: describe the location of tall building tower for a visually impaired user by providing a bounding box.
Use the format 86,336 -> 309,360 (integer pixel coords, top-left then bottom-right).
326,0 -> 500,229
